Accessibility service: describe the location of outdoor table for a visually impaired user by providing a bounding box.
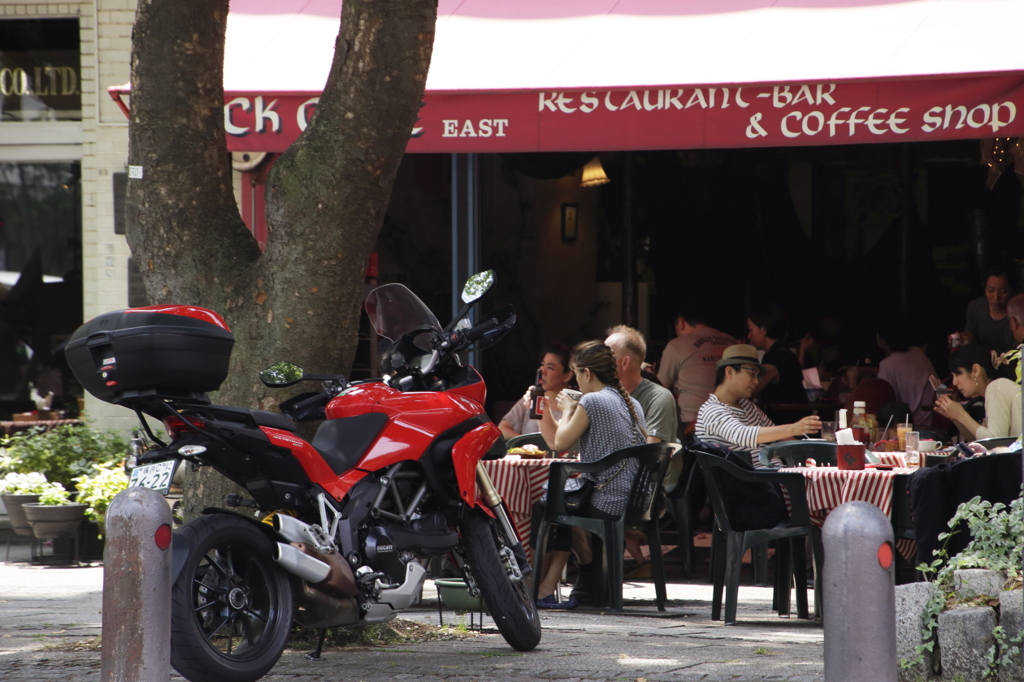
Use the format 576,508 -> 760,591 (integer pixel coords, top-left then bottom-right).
481,454 -> 572,561
0,419 -> 82,437
780,463 -> 916,560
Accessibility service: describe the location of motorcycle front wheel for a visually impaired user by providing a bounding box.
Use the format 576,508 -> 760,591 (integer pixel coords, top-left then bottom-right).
170,514 -> 293,682
460,509 -> 542,651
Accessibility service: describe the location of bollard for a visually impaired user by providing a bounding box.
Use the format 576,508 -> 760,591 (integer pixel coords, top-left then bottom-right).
822,501 -> 897,682
100,487 -> 172,682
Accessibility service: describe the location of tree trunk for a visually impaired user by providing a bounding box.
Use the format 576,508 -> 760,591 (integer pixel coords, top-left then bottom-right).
126,0 -> 437,519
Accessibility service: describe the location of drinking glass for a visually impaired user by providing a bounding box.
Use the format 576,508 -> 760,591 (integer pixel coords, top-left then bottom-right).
896,422 -> 913,451
820,420 -> 837,442
905,431 -> 921,468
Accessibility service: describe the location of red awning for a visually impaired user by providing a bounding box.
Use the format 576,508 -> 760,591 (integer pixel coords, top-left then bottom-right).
221,0 -> 1024,153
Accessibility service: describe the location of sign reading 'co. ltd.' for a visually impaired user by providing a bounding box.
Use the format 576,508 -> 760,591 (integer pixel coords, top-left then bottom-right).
0,50 -> 81,121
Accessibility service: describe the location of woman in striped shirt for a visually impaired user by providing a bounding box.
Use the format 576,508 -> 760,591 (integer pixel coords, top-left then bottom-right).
695,344 -> 821,468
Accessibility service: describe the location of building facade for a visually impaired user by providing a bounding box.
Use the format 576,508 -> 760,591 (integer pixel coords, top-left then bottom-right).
1,1 -> 136,430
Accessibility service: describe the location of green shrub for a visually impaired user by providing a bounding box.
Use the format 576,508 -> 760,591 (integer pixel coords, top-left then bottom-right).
0,424 -> 126,490
37,483 -> 71,505
73,462 -> 129,522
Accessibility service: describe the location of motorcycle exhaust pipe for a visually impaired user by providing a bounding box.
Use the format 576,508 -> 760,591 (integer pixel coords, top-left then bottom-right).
273,513 -> 319,545
293,581 -> 359,630
274,542 -> 331,584
274,542 -> 360,598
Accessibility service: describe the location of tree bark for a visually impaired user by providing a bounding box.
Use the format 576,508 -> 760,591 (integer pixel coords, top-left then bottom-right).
126,0 -> 437,519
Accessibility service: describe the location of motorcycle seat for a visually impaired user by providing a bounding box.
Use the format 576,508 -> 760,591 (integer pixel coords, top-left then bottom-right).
251,409 -> 298,433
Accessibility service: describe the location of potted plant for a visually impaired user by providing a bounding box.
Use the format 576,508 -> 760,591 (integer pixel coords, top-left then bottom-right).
0,472 -> 51,537
73,462 -> 130,536
22,481 -> 88,540
0,424 -> 125,542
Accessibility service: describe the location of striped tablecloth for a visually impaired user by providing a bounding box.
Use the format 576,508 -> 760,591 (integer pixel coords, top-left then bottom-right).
482,455 -> 571,561
876,452 -> 908,467
781,465 -> 916,561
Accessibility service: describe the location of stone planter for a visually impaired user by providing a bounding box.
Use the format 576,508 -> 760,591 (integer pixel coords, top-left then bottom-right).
2,493 -> 41,537
22,503 -> 87,539
897,574 -> 1022,682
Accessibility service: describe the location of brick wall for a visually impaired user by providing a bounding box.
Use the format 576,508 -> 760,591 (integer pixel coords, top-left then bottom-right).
67,0 -> 135,431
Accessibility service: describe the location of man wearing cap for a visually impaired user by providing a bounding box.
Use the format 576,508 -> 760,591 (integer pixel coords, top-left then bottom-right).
695,344 -> 821,468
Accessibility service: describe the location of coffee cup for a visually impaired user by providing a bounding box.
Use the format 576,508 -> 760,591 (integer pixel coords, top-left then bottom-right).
560,389 -> 582,402
918,439 -> 943,452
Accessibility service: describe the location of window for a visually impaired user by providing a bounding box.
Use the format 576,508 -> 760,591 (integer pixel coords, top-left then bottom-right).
0,162 -> 80,277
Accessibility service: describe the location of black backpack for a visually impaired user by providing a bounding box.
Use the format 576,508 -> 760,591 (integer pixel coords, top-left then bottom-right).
689,439 -> 790,531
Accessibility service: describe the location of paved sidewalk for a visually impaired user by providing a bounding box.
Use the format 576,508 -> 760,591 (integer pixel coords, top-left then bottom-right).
0,558 -> 823,682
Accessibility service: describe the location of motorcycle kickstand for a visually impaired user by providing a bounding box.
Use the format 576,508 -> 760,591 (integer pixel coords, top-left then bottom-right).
305,628 -> 329,661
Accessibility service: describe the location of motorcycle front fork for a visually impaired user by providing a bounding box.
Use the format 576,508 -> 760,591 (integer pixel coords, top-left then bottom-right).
475,463 -> 532,578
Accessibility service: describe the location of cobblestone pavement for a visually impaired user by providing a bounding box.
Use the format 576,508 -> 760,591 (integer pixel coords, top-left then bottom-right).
0,556 -> 823,682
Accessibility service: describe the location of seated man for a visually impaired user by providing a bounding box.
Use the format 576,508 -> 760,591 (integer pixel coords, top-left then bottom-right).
604,325 -> 677,580
657,304 -> 735,432
695,345 -> 821,468
876,320 -> 939,428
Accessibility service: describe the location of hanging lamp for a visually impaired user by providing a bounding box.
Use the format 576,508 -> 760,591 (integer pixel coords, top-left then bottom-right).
580,157 -> 610,187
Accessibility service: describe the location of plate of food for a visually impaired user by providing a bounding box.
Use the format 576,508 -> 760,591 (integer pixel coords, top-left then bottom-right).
507,444 -> 547,458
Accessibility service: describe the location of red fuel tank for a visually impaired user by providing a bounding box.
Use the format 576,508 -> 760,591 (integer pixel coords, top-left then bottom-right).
325,382 -> 486,472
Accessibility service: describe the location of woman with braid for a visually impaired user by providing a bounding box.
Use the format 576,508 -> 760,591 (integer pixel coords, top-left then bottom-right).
534,340 -> 647,609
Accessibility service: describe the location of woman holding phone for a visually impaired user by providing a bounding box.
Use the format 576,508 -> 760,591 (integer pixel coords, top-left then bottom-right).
934,344 -> 1022,440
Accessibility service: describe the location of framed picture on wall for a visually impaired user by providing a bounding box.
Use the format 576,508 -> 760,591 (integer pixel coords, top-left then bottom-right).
561,203 -> 578,243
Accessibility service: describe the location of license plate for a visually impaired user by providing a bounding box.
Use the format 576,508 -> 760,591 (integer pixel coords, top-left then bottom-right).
128,460 -> 178,494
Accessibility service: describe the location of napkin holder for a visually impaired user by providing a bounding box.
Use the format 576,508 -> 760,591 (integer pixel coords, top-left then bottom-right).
837,444 -> 866,470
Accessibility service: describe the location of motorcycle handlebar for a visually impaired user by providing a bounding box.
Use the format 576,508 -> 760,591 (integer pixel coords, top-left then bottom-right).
465,317 -> 498,342
437,318 -> 497,354
292,391 -> 330,413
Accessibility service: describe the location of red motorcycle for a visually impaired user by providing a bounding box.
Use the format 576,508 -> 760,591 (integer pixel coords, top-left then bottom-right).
65,271 -> 539,682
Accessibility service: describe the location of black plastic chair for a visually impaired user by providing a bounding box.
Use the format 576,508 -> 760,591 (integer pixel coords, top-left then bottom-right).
972,436 -> 1018,450
663,447 -> 698,577
694,450 -> 824,625
890,473 -> 918,583
505,432 -> 552,454
759,441 -> 837,468
0,511 -> 12,562
532,442 -> 680,611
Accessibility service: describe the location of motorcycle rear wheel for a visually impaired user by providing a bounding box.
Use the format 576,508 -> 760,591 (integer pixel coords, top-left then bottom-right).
170,514 -> 293,682
460,510 -> 541,651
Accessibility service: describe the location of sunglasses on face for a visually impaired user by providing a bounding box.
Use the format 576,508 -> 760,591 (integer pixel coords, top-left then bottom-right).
738,365 -> 762,379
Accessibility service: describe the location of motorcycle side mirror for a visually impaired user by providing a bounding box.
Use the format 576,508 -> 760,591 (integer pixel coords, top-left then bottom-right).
260,361 -> 306,387
461,270 -> 495,304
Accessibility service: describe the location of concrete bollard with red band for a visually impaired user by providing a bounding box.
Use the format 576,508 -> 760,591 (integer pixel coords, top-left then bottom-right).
101,487 -> 173,682
822,501 -> 897,682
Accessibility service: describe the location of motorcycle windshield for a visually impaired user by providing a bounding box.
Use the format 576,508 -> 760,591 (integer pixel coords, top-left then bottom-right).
365,283 -> 442,342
